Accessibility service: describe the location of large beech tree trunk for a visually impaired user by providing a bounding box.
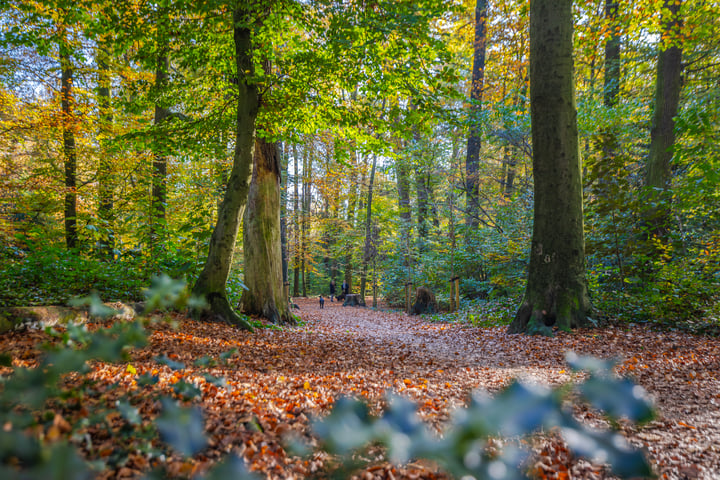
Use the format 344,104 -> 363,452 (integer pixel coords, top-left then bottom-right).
240,137 -> 292,324
192,9 -> 258,330
509,0 -> 591,334
645,0 -> 683,241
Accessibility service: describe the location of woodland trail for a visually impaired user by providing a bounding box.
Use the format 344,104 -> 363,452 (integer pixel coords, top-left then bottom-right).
292,298 -> 720,479
3,298 -> 720,479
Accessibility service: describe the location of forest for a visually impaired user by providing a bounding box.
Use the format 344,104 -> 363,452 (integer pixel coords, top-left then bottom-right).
0,0 -> 719,478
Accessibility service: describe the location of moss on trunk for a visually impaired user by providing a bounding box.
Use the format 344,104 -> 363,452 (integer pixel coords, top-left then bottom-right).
508,0 -> 591,335
191,9 -> 258,331
240,138 -> 292,324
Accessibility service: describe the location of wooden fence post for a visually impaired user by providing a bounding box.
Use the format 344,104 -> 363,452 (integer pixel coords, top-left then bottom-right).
449,278 -> 456,312
453,276 -> 460,312
405,282 -> 412,314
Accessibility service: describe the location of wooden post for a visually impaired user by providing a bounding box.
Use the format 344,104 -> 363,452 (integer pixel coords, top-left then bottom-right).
453,276 -> 460,312
449,278 -> 455,312
405,282 -> 412,314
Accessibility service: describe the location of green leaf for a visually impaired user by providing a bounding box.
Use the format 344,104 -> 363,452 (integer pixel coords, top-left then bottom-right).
173,380 -> 202,400
154,355 -> 186,370
201,455 -> 259,480
579,376 -> 655,424
156,398 -> 207,456
116,400 -> 142,426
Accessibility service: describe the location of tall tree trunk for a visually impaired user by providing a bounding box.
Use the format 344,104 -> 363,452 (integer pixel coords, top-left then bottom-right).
645,0 -> 683,241
509,0 -> 591,334
503,146 -> 518,197
465,0 -> 488,229
359,153 -> 377,302
395,137 -> 413,286
240,136 -> 292,324
60,40 -> 78,250
414,130 -> 430,245
301,141 -> 313,297
151,51 -> 170,252
96,45 -> 114,259
597,0 -> 622,177
292,142 -> 300,297
603,0 -> 621,107
280,141 -> 289,286
192,9 -> 258,330
344,152 -> 359,294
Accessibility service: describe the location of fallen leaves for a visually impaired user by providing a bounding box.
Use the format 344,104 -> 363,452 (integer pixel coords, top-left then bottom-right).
1,298 -> 719,478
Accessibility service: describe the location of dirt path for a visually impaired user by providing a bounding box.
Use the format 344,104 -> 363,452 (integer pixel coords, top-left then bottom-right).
3,298 -> 718,479
294,298 -> 720,479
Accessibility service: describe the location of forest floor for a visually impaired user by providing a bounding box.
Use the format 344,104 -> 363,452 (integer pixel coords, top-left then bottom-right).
2,297 -> 719,479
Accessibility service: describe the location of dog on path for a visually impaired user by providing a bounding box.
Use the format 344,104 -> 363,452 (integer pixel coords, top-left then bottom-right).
319,295 -> 325,309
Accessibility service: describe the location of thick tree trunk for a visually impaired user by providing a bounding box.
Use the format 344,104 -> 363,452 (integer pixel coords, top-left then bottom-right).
240,138 -> 292,324
192,9 -> 258,330
96,45 -> 115,259
465,0 -> 487,230
509,0 -> 591,335
151,52 -> 170,251
60,44 -> 78,250
645,0 -> 683,241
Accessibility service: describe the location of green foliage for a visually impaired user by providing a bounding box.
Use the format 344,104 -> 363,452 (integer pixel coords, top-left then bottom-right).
0,278 -> 261,479
312,352 -> 655,479
0,247 -> 148,307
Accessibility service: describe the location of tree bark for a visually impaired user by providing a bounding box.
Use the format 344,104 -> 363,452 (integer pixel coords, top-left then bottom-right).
280,141 -> 289,286
414,130 -> 430,244
301,141 -> 313,297
644,0 -> 683,241
60,39 -> 78,250
509,0 -> 591,334
603,0 -> 621,108
240,137 -> 292,324
96,44 -> 115,259
151,51 -> 170,252
359,153 -> 377,302
465,0 -> 488,230
344,151 -> 359,294
192,9 -> 258,330
292,142 -> 301,296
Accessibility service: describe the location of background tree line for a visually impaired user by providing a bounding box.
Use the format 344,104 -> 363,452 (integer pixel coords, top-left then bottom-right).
0,0 -> 718,331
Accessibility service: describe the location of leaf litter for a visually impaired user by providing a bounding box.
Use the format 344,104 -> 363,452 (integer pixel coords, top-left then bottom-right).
1,297 -> 719,479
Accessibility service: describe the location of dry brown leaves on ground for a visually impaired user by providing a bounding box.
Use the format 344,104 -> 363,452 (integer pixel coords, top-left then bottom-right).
1,297 -> 719,479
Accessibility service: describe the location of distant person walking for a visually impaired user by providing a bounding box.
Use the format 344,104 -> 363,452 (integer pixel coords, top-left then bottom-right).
329,279 -> 336,302
341,280 -> 349,296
